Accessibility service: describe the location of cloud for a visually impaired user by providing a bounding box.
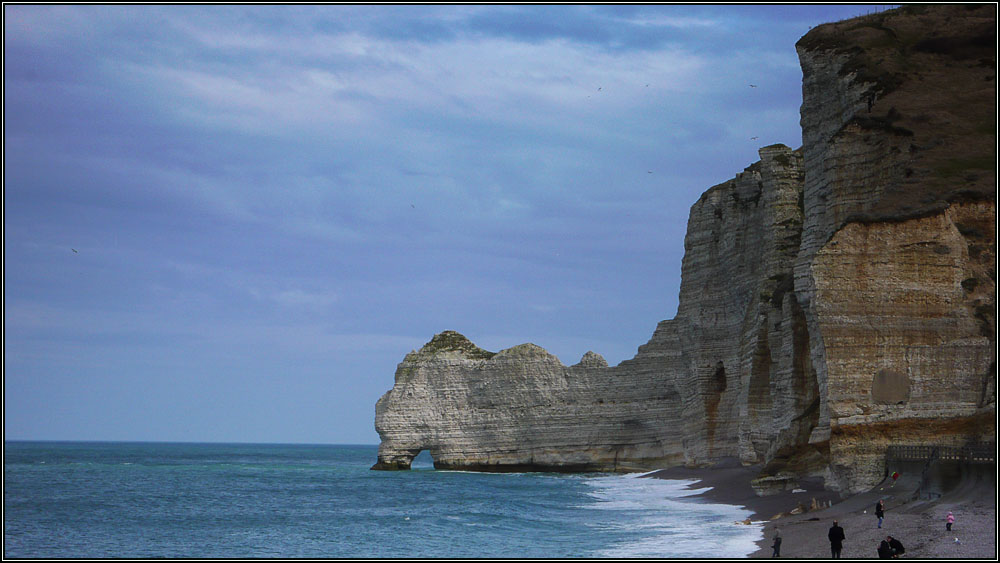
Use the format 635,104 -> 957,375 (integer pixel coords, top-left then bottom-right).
127,32 -> 709,137
5,5 -> 878,443
264,288 -> 340,309
34,20 -> 717,257
6,5 -> 770,239
608,13 -> 722,29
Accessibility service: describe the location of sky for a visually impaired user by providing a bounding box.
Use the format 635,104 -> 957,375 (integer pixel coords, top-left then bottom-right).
4,4 -> 888,445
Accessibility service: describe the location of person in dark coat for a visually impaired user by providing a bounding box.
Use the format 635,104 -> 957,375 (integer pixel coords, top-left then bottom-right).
828,520 -> 846,558
887,536 -> 905,557
878,539 -> 893,558
771,528 -> 782,557
875,499 -> 885,528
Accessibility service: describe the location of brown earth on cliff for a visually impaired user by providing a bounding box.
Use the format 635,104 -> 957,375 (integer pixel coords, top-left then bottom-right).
797,4 -> 996,223
795,4 -> 995,492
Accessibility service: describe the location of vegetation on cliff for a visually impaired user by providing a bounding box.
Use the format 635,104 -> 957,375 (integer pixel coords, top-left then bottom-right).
798,4 -> 996,225
417,330 -> 497,360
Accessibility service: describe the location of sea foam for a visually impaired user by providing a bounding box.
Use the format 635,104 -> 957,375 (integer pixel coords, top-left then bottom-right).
579,473 -> 763,558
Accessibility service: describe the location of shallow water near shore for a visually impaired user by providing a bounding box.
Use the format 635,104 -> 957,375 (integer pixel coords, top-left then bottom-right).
5,442 -> 761,558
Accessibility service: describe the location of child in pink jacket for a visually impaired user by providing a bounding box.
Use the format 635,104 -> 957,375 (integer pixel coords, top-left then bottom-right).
946,511 -> 955,531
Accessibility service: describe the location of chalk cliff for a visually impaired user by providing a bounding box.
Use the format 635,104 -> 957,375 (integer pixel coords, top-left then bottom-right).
792,4 -> 996,492
373,5 -> 996,493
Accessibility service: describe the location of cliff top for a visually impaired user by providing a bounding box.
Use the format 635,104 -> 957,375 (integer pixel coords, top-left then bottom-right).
797,4 -> 996,223
410,331 -> 605,367
574,350 -> 609,368
415,330 -> 497,360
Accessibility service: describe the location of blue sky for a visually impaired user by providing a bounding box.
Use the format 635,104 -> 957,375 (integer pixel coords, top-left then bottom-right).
4,4 -> 884,445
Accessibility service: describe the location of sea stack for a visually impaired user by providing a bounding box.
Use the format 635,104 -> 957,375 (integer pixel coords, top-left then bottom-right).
373,5 -> 996,493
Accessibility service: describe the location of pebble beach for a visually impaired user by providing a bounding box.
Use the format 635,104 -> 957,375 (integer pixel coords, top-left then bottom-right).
647,462 -> 996,559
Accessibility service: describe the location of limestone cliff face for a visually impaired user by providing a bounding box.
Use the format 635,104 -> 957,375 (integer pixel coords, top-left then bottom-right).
373,5 -> 996,493
655,144 -> 817,468
810,203 -> 995,491
374,145 -> 820,474
793,3 -> 996,492
372,330 -> 685,471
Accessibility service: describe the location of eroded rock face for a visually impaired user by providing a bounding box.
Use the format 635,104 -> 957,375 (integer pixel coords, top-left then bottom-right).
811,204 -> 996,491
374,145 -> 820,473
373,5 -> 996,492
663,144 -> 817,467
373,331 -> 685,471
793,4 -> 996,492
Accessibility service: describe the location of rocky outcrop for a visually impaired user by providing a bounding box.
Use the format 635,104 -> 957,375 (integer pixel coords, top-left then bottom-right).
373,5 -> 995,493
372,330 -> 685,471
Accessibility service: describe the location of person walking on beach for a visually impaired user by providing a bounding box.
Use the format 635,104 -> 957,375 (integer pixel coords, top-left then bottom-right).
771,528 -> 782,557
875,499 -> 885,528
828,520 -> 846,558
946,511 -> 955,531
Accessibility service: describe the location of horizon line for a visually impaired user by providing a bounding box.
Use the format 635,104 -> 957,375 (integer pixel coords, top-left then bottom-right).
4,439 -> 380,447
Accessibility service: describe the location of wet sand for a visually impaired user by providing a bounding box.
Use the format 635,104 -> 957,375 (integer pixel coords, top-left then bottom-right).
646,462 -> 996,559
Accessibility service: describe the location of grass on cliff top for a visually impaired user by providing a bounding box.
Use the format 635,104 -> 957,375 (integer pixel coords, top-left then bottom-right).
800,4 -> 997,222
419,330 -> 496,359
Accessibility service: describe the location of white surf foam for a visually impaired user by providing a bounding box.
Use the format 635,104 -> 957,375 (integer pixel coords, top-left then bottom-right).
578,474 -> 763,558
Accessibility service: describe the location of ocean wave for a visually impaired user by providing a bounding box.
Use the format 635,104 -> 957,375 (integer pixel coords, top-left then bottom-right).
579,474 -> 762,558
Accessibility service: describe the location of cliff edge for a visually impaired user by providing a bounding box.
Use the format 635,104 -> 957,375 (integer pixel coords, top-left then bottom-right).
373,5 -> 996,493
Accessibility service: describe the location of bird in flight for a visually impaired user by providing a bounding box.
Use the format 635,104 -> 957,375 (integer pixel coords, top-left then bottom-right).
749,84 -> 757,88
72,248 -> 78,253
751,136 -> 759,140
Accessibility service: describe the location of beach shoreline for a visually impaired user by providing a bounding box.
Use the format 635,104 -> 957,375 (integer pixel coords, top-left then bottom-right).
645,462 -> 997,559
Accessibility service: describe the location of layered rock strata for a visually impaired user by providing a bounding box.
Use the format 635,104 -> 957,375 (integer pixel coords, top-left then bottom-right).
792,3 -> 996,491
372,331 -> 685,472
374,145 -> 824,474
373,5 -> 996,493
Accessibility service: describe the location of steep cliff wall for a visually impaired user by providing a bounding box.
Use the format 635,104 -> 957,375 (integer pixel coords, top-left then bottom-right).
373,5 -> 996,493
793,3 -> 996,492
374,145 -> 823,474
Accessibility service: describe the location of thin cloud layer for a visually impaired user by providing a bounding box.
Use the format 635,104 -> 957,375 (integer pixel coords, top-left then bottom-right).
4,5 -> 882,444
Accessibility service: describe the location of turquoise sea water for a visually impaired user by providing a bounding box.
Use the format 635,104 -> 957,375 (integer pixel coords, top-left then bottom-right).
4,442 -> 761,558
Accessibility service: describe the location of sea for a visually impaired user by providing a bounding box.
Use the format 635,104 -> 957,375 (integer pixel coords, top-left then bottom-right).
3,442 -> 762,559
